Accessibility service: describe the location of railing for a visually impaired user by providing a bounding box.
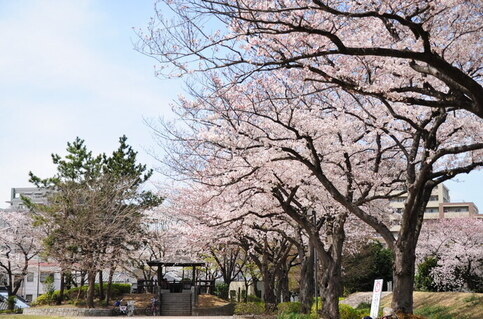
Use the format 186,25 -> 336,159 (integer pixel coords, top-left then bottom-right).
0,294 -> 9,311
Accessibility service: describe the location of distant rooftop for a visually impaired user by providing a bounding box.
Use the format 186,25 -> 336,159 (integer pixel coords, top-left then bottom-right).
147,256 -> 205,267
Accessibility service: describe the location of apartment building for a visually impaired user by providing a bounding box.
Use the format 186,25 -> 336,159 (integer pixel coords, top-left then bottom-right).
390,183 -> 480,218
388,184 -> 481,234
17,259 -> 62,303
7,187 -> 49,209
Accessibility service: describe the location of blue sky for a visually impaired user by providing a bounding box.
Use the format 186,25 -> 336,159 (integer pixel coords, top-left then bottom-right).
0,0 -> 481,210
0,0 -> 182,208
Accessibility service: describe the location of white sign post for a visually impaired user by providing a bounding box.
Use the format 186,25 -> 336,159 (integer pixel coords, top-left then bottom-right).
370,279 -> 384,318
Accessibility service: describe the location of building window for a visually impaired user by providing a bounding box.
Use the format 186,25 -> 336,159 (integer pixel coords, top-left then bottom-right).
425,208 -> 438,213
27,272 -> 34,282
429,195 -> 438,201
40,272 -> 54,283
444,206 -> 468,213
25,295 -> 33,302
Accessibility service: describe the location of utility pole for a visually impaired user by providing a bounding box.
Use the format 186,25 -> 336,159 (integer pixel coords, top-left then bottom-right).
36,257 -> 40,299
313,210 -> 318,316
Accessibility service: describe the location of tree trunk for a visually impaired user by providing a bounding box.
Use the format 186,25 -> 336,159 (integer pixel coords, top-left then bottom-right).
80,271 -> 86,287
57,272 -> 65,305
253,277 -> 261,298
391,237 -> 417,314
65,271 -> 72,290
105,267 -> 115,306
6,273 -> 14,311
86,270 -> 96,308
276,264 -> 290,302
319,261 -> 341,319
6,271 -> 13,297
262,271 -> 277,312
391,184 -> 431,314
299,244 -> 315,314
98,270 -> 104,301
223,279 -> 231,300
243,279 -> 249,302
314,217 -> 346,319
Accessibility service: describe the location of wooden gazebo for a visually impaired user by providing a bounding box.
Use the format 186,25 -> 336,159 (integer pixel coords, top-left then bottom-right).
146,257 -> 206,316
147,258 -> 206,291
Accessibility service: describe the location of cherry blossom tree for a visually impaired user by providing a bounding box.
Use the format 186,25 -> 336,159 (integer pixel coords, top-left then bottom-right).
416,218 -> 483,292
162,183 -> 296,307
141,0 -> 482,313
155,134 -> 370,318
123,209 -> 173,284
0,210 -> 42,307
140,0 -> 482,118
149,66 -> 482,316
208,245 -> 246,295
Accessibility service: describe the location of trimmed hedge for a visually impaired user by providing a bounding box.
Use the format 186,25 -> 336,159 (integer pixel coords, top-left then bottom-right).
277,313 -> 314,319
234,302 -> 266,315
65,283 -> 130,300
32,283 -> 131,306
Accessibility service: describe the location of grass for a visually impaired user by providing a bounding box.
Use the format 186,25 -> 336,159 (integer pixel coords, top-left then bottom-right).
380,292 -> 483,319
415,305 -> 461,319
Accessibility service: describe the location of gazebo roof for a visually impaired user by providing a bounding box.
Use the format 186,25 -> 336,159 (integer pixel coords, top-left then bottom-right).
147,257 -> 205,267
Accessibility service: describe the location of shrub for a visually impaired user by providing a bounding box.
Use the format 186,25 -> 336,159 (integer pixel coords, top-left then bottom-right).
278,302 -> 302,314
355,302 -> 371,310
229,290 -> 237,301
7,296 -> 16,310
65,285 -> 88,300
354,302 -> 371,317
342,241 -> 393,294
338,304 -> 359,319
234,302 -> 266,315
65,283 -> 130,300
214,283 -> 229,300
415,256 -> 439,292
32,283 -> 130,305
106,283 -> 131,296
31,291 -> 65,306
310,301 -> 361,319
310,297 -> 322,315
277,313 -> 314,319
247,294 -> 262,302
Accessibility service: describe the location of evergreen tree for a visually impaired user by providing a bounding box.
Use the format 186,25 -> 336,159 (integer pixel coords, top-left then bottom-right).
27,136 -> 161,308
